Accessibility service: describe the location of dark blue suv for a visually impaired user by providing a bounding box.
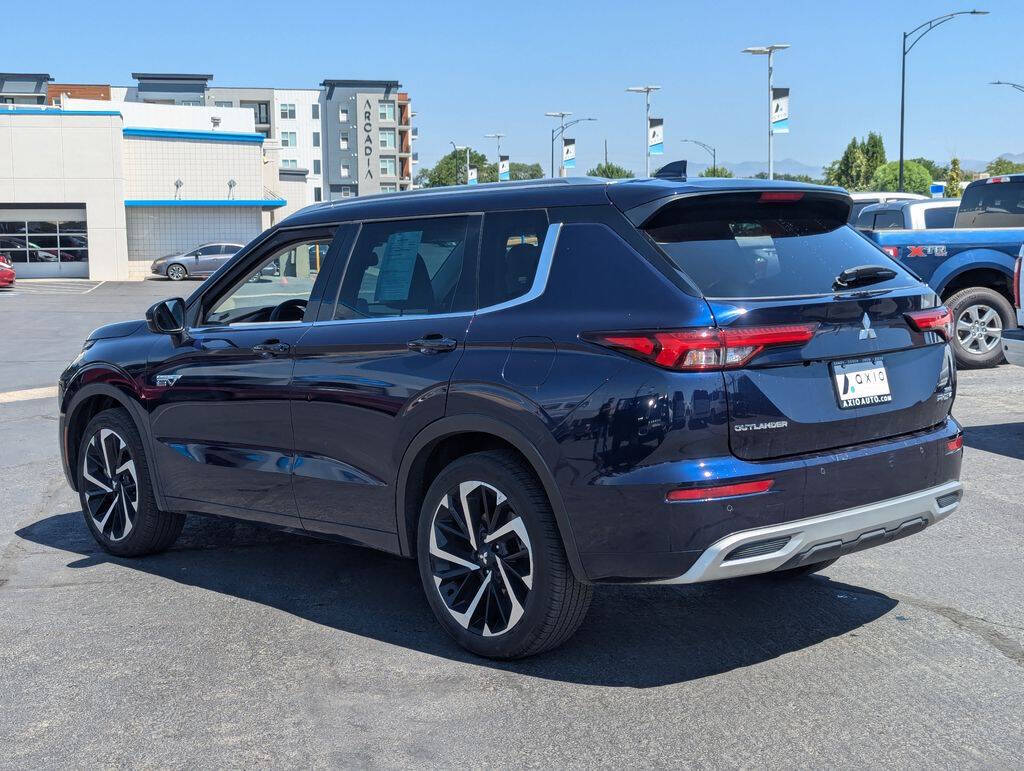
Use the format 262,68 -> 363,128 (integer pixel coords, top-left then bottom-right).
58,177 -> 964,658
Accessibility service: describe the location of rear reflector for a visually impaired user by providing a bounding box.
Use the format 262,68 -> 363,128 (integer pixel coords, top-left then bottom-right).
667,479 -> 774,502
946,434 -> 964,453
1014,255 -> 1021,310
904,306 -> 953,341
759,191 -> 804,202
881,245 -> 900,259
584,324 -> 818,371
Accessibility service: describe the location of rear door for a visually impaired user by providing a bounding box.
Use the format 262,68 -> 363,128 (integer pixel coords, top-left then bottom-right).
290,214 -> 479,541
641,190 -> 955,463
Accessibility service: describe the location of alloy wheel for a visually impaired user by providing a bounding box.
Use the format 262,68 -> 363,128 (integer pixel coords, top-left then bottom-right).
956,303 -> 1002,354
82,428 -> 139,542
167,265 -> 186,281
428,481 -> 534,637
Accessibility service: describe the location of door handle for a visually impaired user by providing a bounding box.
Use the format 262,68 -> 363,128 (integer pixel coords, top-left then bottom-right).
252,340 -> 291,358
407,334 -> 458,354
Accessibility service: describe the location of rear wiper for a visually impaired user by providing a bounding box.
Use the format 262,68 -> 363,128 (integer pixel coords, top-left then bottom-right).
833,264 -> 898,290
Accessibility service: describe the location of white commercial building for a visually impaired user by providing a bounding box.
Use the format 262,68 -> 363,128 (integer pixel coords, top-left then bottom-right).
0,100 -> 285,280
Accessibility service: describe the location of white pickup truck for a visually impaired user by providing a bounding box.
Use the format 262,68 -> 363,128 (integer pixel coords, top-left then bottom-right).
1002,246 -> 1024,366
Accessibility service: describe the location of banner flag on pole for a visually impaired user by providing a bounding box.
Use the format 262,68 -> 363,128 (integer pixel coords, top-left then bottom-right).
562,138 -> 576,169
468,167 -> 478,185
498,155 -> 510,181
771,87 -> 790,134
648,117 -> 664,155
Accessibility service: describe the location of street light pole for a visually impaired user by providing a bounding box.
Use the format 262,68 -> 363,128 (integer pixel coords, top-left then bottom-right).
682,138 -> 717,175
545,113 -> 596,177
450,140 -> 468,185
899,10 -> 988,191
989,80 -> 1024,95
484,132 -> 505,157
741,45 -> 789,180
626,85 -> 660,177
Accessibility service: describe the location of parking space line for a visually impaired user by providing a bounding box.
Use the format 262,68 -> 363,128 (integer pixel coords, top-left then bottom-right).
0,386 -> 59,404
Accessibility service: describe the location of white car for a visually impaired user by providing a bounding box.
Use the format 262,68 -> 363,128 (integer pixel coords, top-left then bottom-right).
848,191 -> 928,224
1002,247 -> 1024,366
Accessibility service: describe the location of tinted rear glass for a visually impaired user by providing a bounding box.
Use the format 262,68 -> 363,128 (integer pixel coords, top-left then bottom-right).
955,181 -> 1024,228
872,210 -> 904,230
923,206 -> 956,229
644,193 -> 916,299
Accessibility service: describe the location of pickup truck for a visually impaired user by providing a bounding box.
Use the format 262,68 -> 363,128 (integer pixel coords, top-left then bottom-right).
864,174 -> 1024,368
1002,253 -> 1024,366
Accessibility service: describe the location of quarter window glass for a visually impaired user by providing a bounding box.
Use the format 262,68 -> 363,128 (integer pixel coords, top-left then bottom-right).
478,210 -> 549,307
924,206 -> 956,229
335,217 -> 473,319
206,238 -> 332,325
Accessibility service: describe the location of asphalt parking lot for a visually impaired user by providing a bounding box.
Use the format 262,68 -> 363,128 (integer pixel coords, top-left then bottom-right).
1,280 -> 1022,768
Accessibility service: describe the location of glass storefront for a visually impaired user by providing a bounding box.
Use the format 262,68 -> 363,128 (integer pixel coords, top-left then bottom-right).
0,210 -> 88,278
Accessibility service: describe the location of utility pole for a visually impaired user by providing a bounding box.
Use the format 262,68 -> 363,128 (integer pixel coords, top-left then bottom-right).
626,85 -> 661,177
604,139 -> 608,166
741,45 -> 789,180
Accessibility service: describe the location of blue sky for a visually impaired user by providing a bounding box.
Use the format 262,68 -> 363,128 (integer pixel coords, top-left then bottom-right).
8,0 -> 1024,175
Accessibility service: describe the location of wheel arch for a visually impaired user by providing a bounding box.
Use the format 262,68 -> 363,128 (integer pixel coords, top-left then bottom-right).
395,415 -> 588,583
63,376 -> 167,510
934,252 -> 1015,302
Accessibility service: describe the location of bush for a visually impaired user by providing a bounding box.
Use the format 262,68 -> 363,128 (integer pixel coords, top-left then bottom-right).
869,160 -> 933,195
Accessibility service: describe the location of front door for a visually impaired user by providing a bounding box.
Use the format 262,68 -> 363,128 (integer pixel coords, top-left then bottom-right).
148,231 -> 336,526
290,215 -> 479,542
193,244 -> 225,276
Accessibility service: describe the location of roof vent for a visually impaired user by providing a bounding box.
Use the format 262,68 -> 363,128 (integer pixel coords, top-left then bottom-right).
653,160 -> 688,181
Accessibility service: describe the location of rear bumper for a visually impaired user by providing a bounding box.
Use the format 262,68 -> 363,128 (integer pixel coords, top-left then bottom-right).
652,480 -> 962,584
1002,328 -> 1024,367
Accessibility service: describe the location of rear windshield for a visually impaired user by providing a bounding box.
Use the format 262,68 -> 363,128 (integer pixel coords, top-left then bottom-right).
644,192 -> 917,299
924,205 -> 956,229
955,181 -> 1024,228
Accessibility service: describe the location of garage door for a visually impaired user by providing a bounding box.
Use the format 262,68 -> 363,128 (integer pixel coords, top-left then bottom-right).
0,207 -> 89,278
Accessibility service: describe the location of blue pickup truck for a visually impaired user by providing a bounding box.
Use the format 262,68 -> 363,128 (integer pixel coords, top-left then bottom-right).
864,174 -> 1024,368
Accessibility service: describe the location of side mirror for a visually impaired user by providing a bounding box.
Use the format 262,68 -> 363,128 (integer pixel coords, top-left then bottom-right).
146,297 -> 186,335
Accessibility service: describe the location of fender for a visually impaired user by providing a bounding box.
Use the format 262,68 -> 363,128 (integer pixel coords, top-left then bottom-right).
395,412 -> 589,584
931,247 -> 1017,297
61,368 -> 169,512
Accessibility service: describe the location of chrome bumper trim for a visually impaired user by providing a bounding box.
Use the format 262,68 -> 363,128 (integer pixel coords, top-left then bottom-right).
653,480 -> 963,584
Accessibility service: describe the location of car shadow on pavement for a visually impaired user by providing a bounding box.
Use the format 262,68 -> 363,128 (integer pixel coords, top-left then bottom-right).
964,422 -> 1024,461
17,510 -> 897,689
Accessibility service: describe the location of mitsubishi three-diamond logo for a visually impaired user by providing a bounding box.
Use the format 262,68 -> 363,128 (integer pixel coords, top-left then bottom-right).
859,313 -> 877,340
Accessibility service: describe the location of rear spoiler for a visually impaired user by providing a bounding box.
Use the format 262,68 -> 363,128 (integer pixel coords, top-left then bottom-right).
622,187 -> 853,228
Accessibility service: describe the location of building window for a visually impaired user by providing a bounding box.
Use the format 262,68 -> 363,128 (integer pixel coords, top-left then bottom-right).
314,187 -> 322,202
281,132 -> 296,148
379,128 -> 397,149
312,103 -> 320,120
340,133 -> 349,150
378,101 -> 395,122
340,186 -> 353,198
380,156 -> 397,177
312,131 -> 320,148
313,159 -> 321,175
242,101 -> 269,125
380,184 -> 398,193
214,100 -> 233,108
280,103 -> 296,119
339,107 -> 349,122
282,159 -> 298,169
180,100 -> 201,107
341,164 -> 350,178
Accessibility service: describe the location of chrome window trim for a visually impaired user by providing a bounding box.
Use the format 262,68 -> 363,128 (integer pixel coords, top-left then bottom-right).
312,222 -> 562,327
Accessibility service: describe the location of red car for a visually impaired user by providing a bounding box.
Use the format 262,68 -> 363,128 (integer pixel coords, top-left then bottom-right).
0,255 -> 15,287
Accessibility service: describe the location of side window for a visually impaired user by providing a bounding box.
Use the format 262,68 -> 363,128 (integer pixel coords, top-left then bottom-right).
196,245 -> 219,256
335,216 -> 473,319
872,210 -> 904,230
205,237 -> 332,325
478,209 -> 549,308
924,206 -> 956,229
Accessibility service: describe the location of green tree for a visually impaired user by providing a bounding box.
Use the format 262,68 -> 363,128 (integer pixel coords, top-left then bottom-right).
829,137 -> 869,190
910,157 -> 948,180
419,148 -> 492,187
698,165 -> 733,178
945,158 -> 964,198
861,132 -> 887,183
586,161 -> 634,179
481,161 -> 544,181
869,160 -> 933,195
754,171 -> 822,184
986,157 -> 1024,176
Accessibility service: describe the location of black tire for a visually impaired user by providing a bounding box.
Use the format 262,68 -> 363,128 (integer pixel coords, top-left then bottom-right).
76,408 -> 185,557
765,557 -> 839,579
946,286 -> 1015,369
166,263 -> 188,281
416,450 -> 592,659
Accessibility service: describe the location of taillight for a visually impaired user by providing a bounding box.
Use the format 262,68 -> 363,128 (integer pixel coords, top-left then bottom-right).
583,324 -> 818,371
667,479 -> 774,502
1014,255 -> 1021,310
904,307 -> 953,340
881,245 -> 900,259
986,176 -> 1011,184
946,434 -> 964,454
759,191 -> 804,202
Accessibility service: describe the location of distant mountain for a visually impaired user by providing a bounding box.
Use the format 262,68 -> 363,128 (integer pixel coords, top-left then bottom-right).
680,157 -> 825,179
